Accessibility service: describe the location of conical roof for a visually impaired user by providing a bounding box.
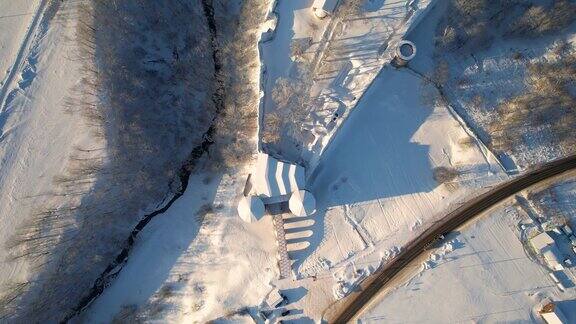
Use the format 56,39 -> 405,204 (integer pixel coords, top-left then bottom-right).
238,196 -> 265,222
289,190 -> 316,217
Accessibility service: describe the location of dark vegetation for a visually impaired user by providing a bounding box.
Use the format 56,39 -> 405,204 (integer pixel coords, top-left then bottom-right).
489,48 -> 576,154
431,0 -> 576,167
433,166 -> 460,184
436,0 -> 576,56
0,0 -> 267,321
0,0 -> 262,321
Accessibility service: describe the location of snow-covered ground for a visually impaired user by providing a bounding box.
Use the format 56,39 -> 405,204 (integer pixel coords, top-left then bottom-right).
259,0 -> 434,166
405,0 -> 576,172
361,176 -> 576,323
299,67 -> 506,277
253,65 -> 505,321
81,159 -> 278,323
0,0 -> 93,297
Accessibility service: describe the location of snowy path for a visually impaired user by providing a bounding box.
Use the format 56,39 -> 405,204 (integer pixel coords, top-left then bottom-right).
0,0 -> 48,116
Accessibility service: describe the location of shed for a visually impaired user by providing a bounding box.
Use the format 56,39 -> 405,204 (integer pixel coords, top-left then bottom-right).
540,302 -> 568,324
237,196 -> 266,223
289,190 -> 317,217
252,153 -> 305,204
312,0 -> 339,18
265,288 -> 285,308
531,232 -> 564,271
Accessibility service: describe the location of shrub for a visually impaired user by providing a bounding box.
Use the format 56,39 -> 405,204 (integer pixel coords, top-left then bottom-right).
433,166 -> 460,184
507,1 -> 576,37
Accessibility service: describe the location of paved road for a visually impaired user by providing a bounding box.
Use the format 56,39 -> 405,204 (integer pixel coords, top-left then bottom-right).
328,155 -> 576,323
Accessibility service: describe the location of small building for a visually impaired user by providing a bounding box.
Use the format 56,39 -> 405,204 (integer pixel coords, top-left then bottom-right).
239,153 -> 317,224
251,153 -> 306,204
312,0 -> 339,19
562,224 -> 573,236
540,302 -> 568,324
531,232 -> 565,271
265,288 -> 285,308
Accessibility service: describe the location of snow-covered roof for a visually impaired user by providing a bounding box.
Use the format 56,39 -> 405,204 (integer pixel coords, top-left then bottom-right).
540,302 -> 568,324
531,232 -> 564,271
237,196 -> 265,223
252,153 -> 305,203
312,0 -> 339,13
542,247 -> 564,271
289,190 -> 317,217
531,232 -> 555,250
265,288 -> 284,308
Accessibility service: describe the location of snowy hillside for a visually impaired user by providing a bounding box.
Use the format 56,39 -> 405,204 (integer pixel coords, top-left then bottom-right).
0,0 -> 574,323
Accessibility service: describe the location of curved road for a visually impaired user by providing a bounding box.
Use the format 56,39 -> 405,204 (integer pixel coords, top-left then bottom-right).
328,155 -> 576,323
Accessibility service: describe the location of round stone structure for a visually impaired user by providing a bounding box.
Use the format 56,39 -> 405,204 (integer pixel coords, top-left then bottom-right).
393,40 -> 417,67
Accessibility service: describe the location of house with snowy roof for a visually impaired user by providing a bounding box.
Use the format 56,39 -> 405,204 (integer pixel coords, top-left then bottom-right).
531,231 -> 564,271
237,153 -> 316,222
540,302 -> 568,324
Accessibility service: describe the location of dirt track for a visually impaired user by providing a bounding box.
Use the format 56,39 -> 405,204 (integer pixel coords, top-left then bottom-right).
327,155 -> 576,323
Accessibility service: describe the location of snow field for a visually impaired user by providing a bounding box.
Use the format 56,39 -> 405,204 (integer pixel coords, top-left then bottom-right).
361,201 -> 576,323
82,162 -> 278,323
0,0 -> 92,298
301,67 -> 506,278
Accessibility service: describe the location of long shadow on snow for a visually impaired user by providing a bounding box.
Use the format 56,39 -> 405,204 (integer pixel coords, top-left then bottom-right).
292,68 -> 437,272
81,171 -> 223,320
8,0 -> 223,322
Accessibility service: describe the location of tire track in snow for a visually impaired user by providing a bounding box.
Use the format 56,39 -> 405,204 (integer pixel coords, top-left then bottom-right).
0,0 -> 49,116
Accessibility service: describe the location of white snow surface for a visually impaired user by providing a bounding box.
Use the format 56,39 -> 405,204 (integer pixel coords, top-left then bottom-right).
255,66 -> 508,321
299,67 -> 506,278
0,0 -> 94,290
81,163 -> 278,323
360,204 -> 576,323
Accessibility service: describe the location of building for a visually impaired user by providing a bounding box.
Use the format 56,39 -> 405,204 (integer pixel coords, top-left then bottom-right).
531,232 -> 564,271
265,288 -> 285,308
540,302 -> 568,324
238,153 -> 317,223
312,0 -> 339,19
251,153 -> 306,204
